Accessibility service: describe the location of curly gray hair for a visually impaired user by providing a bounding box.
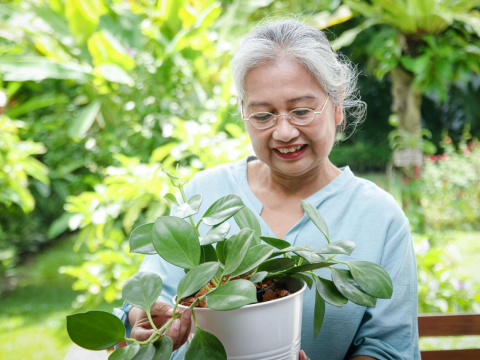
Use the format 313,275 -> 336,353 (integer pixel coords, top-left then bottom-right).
231,19 -> 366,140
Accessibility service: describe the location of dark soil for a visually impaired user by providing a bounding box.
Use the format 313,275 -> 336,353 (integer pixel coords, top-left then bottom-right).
179,277 -> 292,308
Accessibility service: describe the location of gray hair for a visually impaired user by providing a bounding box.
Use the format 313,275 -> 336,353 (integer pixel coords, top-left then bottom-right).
231,19 -> 366,141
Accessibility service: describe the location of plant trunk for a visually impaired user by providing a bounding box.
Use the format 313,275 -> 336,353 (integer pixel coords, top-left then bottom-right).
390,67 -> 422,135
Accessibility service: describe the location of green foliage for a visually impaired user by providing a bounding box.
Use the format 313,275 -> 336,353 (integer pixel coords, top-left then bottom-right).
0,116 -> 48,213
0,115 -> 49,275
420,132 -> 480,230
66,311 -> 125,350
185,327 -> 227,360
414,232 -> 480,313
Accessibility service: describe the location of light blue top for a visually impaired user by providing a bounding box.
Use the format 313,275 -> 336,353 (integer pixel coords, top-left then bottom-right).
114,156 -> 420,360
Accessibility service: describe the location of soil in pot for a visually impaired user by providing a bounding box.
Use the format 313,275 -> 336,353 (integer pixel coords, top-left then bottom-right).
179,278 -> 293,308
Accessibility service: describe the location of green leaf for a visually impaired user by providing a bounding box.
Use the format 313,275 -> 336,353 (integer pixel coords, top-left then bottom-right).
347,261 -> 393,299
164,193 -> 178,206
248,271 -> 268,284
206,280 -> 257,311
257,258 -> 296,273
291,273 -> 313,289
67,311 -> 125,350
200,244 -> 218,263
201,194 -> 244,226
94,64 -> 134,86
68,101 -> 101,139
130,223 -> 156,255
47,212 -> 71,239
223,229 -> 254,276
200,222 -> 230,246
153,336 -> 173,360
301,200 -> 329,241
231,244 -> 275,276
314,291 -> 325,339
260,236 -> 291,249
65,0 -> 106,43
331,268 -> 377,307
152,216 -> 200,269
109,343 -> 140,360
294,250 -> 324,264
122,272 -> 163,313
315,277 -> 348,307
0,57 -> 92,82
177,262 -> 219,300
234,207 -> 261,237
132,343 -> 155,360
272,245 -> 314,255
185,327 -> 227,360
284,262 -> 335,274
315,240 -> 356,256
215,241 -> 226,265
175,194 -> 203,219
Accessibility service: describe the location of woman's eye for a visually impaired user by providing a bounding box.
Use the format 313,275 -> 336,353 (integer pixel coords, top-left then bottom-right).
292,109 -> 309,116
253,113 -> 273,122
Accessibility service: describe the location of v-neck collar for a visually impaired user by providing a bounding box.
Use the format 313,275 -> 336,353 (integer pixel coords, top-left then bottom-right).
233,155 -> 355,241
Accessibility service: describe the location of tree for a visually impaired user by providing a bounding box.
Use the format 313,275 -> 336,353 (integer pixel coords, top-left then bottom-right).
331,0 -> 480,143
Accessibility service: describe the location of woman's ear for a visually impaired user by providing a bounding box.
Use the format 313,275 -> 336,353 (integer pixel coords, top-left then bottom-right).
334,105 -> 343,126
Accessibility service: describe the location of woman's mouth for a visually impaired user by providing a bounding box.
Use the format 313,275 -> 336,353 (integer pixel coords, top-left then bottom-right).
273,144 -> 308,159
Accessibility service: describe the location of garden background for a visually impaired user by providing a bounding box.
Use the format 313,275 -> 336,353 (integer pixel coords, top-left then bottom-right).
1,0 -> 479,358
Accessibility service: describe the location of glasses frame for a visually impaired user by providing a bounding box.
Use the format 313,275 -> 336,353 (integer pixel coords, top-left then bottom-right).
242,95 -> 330,130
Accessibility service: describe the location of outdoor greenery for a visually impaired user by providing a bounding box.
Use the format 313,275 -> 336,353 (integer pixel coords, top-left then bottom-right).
0,0 -> 479,358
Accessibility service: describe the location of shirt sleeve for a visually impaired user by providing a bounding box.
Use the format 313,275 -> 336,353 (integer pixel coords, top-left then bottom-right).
346,215 -> 421,360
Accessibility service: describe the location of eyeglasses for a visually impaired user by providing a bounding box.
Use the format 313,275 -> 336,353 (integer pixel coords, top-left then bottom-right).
242,95 -> 330,130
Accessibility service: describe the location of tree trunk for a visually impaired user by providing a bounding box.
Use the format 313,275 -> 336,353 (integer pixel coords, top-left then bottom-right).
390,67 -> 422,135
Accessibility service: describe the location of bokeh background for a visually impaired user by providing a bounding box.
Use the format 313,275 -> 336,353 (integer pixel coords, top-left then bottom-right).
0,0 -> 479,358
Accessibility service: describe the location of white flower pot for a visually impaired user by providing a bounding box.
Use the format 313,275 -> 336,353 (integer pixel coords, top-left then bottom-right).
176,277 -> 307,360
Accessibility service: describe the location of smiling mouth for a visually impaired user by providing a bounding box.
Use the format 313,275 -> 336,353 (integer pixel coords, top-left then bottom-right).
275,145 -> 307,154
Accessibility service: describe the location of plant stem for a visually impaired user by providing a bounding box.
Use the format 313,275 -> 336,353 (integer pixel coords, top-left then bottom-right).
333,259 -> 348,265
147,311 -> 158,331
178,184 -> 200,236
211,276 -> 219,287
192,309 -> 199,328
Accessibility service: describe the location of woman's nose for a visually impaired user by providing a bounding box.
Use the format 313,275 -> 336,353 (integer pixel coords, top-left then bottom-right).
272,115 -> 300,142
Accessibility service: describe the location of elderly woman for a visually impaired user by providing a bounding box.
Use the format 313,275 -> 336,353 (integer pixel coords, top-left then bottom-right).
116,19 -> 420,359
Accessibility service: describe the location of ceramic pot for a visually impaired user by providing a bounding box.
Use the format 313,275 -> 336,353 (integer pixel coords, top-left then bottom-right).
175,277 -> 306,360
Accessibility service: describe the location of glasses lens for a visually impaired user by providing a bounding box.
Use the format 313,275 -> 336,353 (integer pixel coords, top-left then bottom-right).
249,112 -> 275,129
290,109 -> 316,125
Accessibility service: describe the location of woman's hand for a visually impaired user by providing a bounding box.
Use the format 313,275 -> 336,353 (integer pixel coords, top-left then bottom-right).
299,350 -> 310,360
129,300 -> 192,350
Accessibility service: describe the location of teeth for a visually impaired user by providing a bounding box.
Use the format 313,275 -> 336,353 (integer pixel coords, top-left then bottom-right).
277,145 -> 303,153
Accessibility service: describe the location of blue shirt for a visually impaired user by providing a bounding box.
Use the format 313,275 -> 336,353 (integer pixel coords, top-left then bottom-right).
115,156 -> 420,360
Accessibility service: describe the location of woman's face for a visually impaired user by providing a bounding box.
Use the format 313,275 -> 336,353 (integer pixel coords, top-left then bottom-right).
243,57 -> 343,178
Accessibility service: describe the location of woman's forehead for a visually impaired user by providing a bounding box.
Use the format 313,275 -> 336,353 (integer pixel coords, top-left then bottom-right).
243,57 -> 326,107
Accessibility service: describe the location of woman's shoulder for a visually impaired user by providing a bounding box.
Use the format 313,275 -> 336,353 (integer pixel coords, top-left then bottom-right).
346,173 -> 408,224
185,157 -> 248,196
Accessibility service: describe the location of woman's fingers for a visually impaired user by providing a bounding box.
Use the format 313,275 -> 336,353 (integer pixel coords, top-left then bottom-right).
166,309 -> 192,350
130,326 -> 155,342
299,350 -> 310,360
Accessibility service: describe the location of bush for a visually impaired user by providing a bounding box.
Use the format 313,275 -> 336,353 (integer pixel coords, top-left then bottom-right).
420,133 -> 480,230
0,115 -> 49,277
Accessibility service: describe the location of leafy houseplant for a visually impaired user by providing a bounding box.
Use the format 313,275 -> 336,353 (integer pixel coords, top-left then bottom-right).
67,169 -> 394,360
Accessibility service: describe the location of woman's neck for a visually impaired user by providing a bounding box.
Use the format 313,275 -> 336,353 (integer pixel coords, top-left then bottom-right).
250,158 -> 341,199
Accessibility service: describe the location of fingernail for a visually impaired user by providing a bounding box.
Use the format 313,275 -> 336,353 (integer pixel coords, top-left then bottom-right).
173,319 -> 180,331
167,308 -> 173,316
182,309 -> 191,319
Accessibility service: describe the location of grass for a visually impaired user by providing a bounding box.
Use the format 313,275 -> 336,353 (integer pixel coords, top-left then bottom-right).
0,236 -> 122,360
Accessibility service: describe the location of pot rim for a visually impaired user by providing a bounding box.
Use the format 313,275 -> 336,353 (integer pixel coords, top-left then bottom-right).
174,278 -> 307,311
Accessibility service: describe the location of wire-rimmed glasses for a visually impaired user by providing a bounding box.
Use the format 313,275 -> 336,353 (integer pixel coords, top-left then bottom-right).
242,95 -> 330,130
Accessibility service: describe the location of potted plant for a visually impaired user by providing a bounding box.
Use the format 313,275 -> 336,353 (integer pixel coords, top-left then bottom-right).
67,169 -> 393,360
